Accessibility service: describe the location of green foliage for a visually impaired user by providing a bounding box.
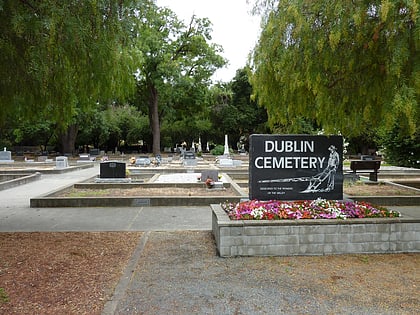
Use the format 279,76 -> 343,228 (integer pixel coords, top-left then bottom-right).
211,145 -> 225,155
13,119 -> 56,150
378,124 -> 420,168
133,1 -> 226,153
0,0 -> 138,127
161,116 -> 212,147
0,287 -> 9,304
100,104 -> 149,151
209,68 -> 269,148
251,0 -> 419,137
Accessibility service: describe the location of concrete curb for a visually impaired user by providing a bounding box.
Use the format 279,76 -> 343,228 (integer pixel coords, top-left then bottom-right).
350,196 -> 420,206
0,172 -> 41,191
101,231 -> 150,315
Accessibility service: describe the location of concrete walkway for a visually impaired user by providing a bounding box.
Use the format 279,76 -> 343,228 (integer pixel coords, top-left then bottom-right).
0,164 -> 419,232
0,164 -> 212,232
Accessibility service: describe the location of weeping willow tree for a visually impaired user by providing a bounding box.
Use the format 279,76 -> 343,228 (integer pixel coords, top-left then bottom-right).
0,0 -> 139,152
251,0 -> 419,137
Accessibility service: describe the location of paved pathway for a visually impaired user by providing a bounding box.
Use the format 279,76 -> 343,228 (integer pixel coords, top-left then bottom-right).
0,163 -> 419,232
0,164 -> 211,232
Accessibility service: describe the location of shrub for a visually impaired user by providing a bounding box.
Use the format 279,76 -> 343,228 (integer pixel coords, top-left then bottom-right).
210,144 -> 225,155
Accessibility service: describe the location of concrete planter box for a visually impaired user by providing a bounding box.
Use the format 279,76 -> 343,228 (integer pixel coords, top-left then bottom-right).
211,204 -> 420,257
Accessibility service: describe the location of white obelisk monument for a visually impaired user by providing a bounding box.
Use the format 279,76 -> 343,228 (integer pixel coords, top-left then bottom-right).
223,134 -> 229,156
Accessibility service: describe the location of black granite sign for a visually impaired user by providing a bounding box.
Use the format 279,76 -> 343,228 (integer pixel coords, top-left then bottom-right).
249,134 -> 343,200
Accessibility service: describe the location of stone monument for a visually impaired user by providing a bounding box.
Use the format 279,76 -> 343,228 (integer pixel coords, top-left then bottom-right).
223,134 -> 229,156
0,147 -> 14,163
55,156 -> 69,169
249,134 -> 343,201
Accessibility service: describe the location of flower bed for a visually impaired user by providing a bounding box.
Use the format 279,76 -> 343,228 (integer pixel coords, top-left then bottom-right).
212,201 -> 419,257
221,198 -> 401,221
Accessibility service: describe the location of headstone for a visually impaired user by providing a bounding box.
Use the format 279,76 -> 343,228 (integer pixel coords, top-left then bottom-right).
56,156 -> 69,169
37,156 -> 47,162
183,151 -> 197,166
0,148 -> 14,163
201,170 -> 219,182
183,159 -> 197,166
100,161 -> 126,178
78,153 -> 94,162
361,155 -> 374,161
183,151 -> 195,159
90,148 -> 100,156
249,134 -> 343,201
219,158 -> 234,167
233,160 -> 242,167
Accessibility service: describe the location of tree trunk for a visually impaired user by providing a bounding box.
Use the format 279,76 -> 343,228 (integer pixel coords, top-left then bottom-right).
58,124 -> 78,155
148,83 -> 161,155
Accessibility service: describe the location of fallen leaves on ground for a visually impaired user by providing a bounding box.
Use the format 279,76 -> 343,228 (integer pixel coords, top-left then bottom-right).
0,232 -> 142,315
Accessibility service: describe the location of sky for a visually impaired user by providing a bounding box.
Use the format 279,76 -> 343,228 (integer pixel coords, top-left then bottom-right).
156,0 -> 261,82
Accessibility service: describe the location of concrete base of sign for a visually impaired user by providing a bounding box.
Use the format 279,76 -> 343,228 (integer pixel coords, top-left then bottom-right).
211,204 -> 420,257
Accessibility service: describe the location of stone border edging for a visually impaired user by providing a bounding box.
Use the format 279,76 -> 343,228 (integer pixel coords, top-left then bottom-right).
30,171 -> 250,208
0,172 -> 41,191
30,195 -> 244,207
350,196 -> 420,206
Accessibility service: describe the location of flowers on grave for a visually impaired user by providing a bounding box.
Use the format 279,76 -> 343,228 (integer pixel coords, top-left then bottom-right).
221,198 -> 400,220
205,178 -> 215,188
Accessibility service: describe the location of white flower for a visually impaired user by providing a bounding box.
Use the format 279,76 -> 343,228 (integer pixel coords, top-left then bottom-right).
251,207 -> 265,219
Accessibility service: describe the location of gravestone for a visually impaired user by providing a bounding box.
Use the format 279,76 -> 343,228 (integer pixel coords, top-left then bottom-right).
37,156 -> 47,162
249,134 -> 343,201
56,156 -> 69,169
361,155 -> 374,161
219,157 -> 234,167
201,170 -> 219,182
183,151 -> 195,159
90,148 -> 100,156
41,156 -> 54,163
78,153 -> 94,162
0,148 -> 14,163
100,161 -> 126,178
233,160 -> 242,167
183,151 -> 197,166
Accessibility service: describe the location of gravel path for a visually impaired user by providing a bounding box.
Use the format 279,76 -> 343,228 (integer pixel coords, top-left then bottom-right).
113,231 -> 419,315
